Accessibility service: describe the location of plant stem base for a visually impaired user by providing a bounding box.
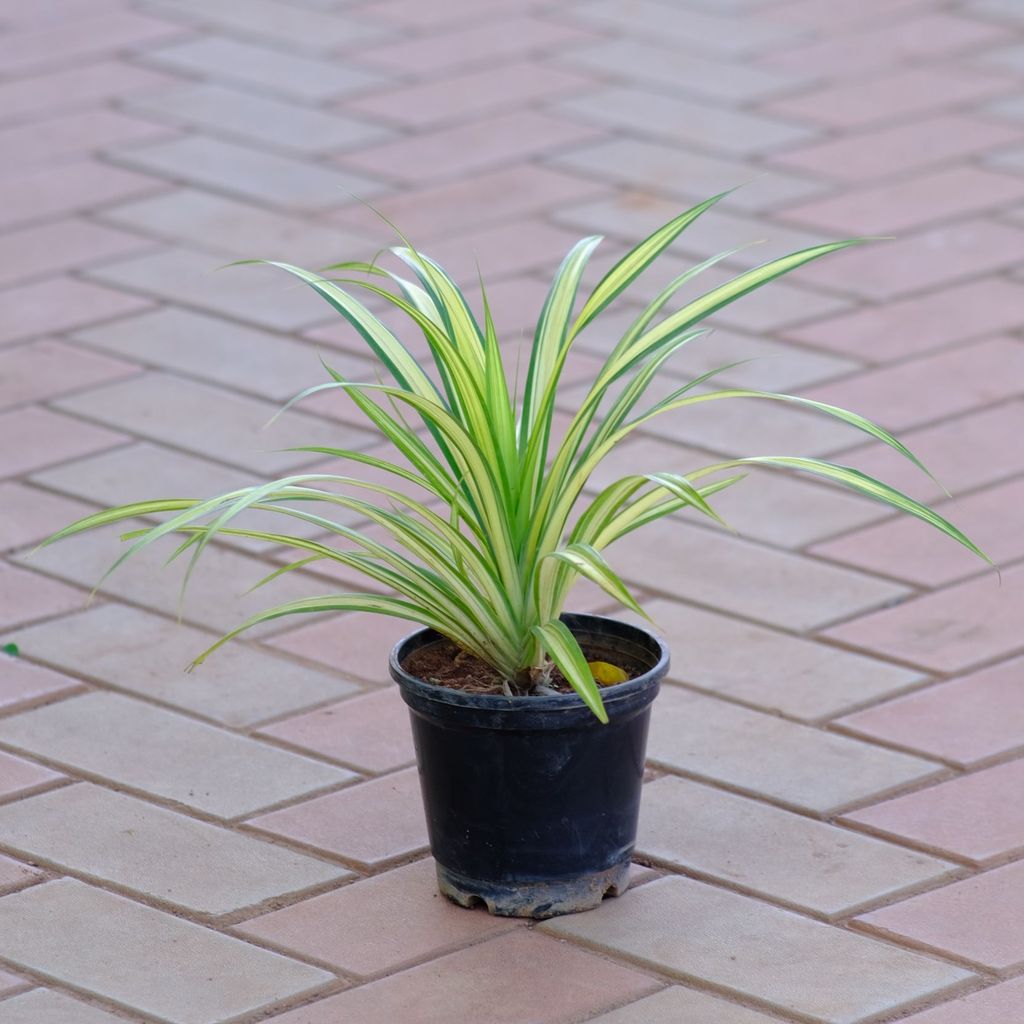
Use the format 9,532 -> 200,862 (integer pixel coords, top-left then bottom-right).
435,859 -> 631,919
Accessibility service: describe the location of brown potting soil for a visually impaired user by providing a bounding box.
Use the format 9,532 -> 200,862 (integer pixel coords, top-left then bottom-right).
403,636 -> 644,696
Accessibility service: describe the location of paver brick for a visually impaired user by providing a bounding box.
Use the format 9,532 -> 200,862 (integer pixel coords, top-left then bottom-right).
0,406 -> 127,479
0,749 -> 63,802
0,691 -> 355,818
0,339 -> 138,409
0,276 -> 152,348
543,875 -> 972,1024
804,337 -> 1024,432
0,782 -> 349,915
769,113 -> 1021,183
622,598 -> 925,721
0,851 -> 41,893
563,37 -> 800,104
783,278 -> 1024,362
0,481 -> 94,553
113,135 -> 384,212
266,930 -> 657,1024
0,878 -> 334,1024
586,986 -> 780,1024
0,160 -> 161,232
900,976 -> 1024,1023
72,306 -> 374,404
781,167 -> 1024,235
765,66 -> 1013,128
145,34 -> 383,101
638,775 -> 956,918
0,988 -> 137,1024
0,60 -> 175,125
647,685 -> 942,814
85,246 -> 345,330
610,520 -> 909,632
0,9 -> 184,77
557,85 -> 818,157
54,371 -> 364,473
857,858 -> 1024,972
357,15 -> 596,75
7,604 -> 357,727
248,767 -> 426,867
0,562 -> 85,632
0,657 -> 80,713
823,563 -> 1018,674
843,758 -> 1024,867
258,687 -> 414,773
341,110 -> 601,185
126,81 -> 392,156
810,475 -> 1024,587
100,187 -> 372,264
347,59 -> 595,127
836,655 -> 1024,767
236,857 -> 513,975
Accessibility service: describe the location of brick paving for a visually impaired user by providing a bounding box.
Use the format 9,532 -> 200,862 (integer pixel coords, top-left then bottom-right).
0,0 -> 1022,1021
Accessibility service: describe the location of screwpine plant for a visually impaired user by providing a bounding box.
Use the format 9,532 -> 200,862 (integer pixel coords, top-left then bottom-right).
45,193 -> 989,722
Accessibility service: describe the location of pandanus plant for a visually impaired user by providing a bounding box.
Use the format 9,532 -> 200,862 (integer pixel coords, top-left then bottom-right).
43,192 -> 989,721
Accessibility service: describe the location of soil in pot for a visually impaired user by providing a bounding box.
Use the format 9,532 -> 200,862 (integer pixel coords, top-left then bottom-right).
403,636 -> 646,696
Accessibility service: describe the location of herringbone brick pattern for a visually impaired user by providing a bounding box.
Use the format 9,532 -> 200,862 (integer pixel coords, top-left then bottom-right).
0,0 -> 1022,1021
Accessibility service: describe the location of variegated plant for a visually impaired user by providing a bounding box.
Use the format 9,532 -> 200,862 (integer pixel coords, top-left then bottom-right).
45,193 -> 989,721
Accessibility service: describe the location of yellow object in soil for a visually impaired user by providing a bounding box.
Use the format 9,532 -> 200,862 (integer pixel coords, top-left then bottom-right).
588,660 -> 628,686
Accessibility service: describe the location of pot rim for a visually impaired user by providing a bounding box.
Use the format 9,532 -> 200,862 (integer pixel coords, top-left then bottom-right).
388,611 -> 669,716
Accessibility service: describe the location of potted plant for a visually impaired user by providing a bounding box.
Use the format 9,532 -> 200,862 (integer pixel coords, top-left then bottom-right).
43,192 -> 988,919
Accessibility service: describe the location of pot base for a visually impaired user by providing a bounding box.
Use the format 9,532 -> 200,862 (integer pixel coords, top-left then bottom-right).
436,859 -> 631,919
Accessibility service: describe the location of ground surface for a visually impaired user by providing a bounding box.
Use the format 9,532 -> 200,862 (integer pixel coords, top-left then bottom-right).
0,0 -> 1023,1021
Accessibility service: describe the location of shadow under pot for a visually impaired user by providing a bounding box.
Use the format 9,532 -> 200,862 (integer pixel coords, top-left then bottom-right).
390,611 -> 668,920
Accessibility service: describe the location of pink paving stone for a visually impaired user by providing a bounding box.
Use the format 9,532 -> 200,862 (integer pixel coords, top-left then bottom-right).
779,167 -> 1024,235
0,109 -> 173,175
0,340 -> 139,410
901,976 -> 1024,1023
265,930 -> 659,1024
810,475 -> 1024,587
0,218 -> 155,289
837,656 -> 1024,768
795,219 -> 1024,300
0,658 -> 81,713
247,767 -> 427,868
337,110 -> 602,184
236,857 -> 515,976
0,968 -> 28,995
257,687 -> 414,774
269,612 -> 418,685
764,66 -> 1013,128
357,15 -> 597,74
0,276 -> 152,347
0,851 -> 42,893
330,165 -> 608,240
768,114 -> 1021,184
782,278 -> 1024,362
843,757 -> 1024,866
0,482 -> 94,553
757,13 -> 1004,78
857,858 -> 1024,972
0,749 -> 62,801
0,61 -> 176,125
823,563 -> 1019,674
0,9 -> 185,77
836,400 -> 1024,504
346,59 -> 594,127
803,337 -> 1024,432
0,160 -> 162,231
0,563 -> 84,632
0,406 -> 126,478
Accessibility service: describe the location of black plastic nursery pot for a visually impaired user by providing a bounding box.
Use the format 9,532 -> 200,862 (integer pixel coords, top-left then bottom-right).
390,612 -> 669,920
